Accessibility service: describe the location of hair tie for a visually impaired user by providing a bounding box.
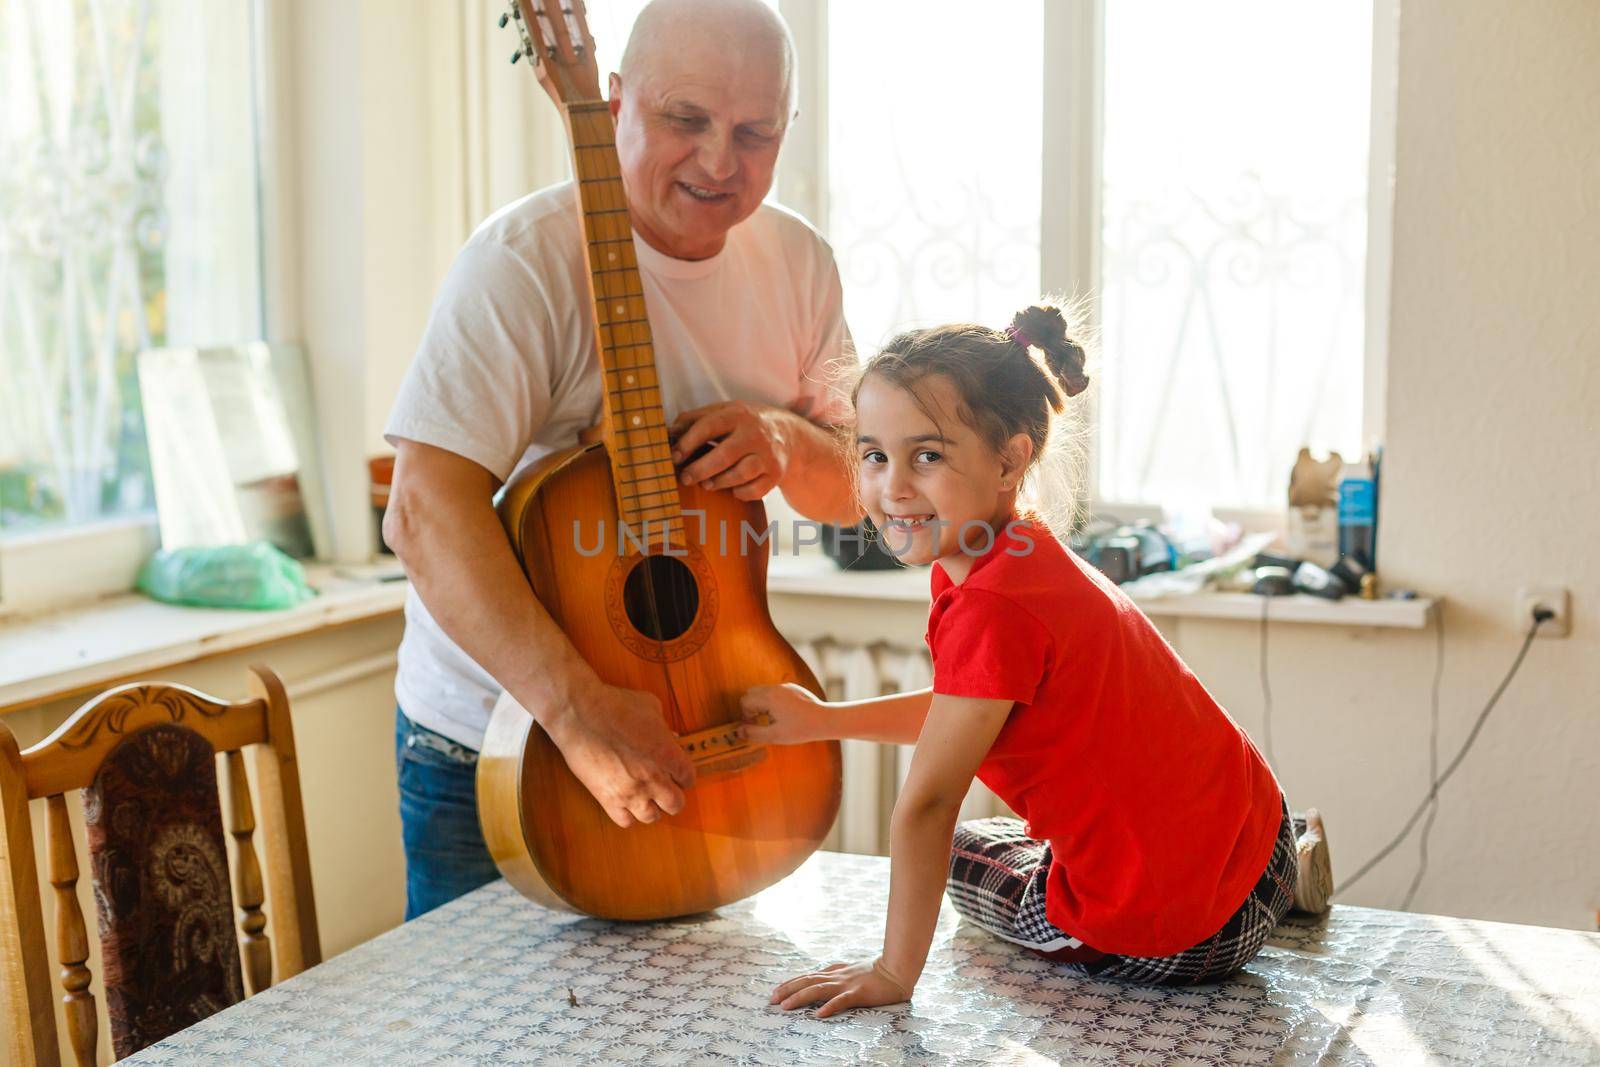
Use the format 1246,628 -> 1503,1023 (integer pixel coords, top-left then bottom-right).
1005,324 -> 1035,350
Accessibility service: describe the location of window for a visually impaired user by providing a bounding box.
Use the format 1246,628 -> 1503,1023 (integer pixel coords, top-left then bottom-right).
587,1 -> 649,83
0,0 -> 263,540
823,1 -> 1042,351
793,0 -> 1376,514
1097,2 -> 1371,510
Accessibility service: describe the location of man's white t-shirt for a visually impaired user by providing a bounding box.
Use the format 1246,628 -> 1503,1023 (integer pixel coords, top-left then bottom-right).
384,182 -> 852,749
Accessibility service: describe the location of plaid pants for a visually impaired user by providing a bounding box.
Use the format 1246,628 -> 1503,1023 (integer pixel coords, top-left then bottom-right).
947,802 -> 1297,985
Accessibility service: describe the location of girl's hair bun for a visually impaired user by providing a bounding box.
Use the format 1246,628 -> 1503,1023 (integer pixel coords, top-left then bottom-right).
1009,304 -> 1089,405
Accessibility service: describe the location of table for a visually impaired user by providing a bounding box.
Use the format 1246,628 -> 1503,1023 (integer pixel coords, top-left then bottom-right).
126,852 -> 1600,1065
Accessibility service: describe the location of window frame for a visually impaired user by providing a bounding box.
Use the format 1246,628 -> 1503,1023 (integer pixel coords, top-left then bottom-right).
0,517 -> 159,618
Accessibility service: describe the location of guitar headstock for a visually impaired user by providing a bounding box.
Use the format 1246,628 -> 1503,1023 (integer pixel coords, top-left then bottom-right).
502,0 -> 602,107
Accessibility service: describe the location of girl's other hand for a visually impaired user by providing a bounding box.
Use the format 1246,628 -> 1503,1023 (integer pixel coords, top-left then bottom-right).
770,958 -> 911,1017
741,683 -> 832,746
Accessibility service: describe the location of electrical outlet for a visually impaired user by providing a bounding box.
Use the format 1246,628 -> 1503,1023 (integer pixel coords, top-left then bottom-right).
1515,585 -> 1570,637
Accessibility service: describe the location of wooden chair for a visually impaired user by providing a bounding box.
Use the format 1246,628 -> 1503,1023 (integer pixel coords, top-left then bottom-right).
0,667 -> 321,1066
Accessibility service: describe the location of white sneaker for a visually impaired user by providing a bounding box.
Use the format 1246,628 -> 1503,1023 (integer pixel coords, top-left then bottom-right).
1292,809 -> 1333,914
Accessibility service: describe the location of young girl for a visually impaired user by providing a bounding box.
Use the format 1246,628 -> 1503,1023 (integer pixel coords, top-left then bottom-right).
743,303 -> 1329,1017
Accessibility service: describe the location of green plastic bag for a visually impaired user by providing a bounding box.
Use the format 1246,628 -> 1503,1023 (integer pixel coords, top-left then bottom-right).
136,541 -> 315,610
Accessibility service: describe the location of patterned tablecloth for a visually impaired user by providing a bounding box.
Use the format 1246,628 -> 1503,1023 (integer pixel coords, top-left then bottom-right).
126,851 -> 1600,1066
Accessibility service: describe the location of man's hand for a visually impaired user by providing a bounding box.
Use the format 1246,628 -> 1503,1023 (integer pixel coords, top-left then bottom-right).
542,681 -> 696,828
388,440 -> 697,830
670,400 -> 796,501
742,683 -> 835,746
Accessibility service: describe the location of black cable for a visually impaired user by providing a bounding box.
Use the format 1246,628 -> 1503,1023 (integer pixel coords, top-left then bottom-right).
1258,595 -> 1276,768
1401,602 -> 1446,910
1336,608 -> 1550,898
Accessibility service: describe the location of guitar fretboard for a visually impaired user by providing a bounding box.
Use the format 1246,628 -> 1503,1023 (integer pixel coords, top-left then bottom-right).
565,101 -> 681,543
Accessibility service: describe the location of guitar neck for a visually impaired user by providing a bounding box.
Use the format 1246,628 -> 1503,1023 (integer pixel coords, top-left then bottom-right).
564,101 -> 680,537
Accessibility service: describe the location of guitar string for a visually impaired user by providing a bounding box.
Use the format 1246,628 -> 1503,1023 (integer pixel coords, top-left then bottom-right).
574,105 -> 691,742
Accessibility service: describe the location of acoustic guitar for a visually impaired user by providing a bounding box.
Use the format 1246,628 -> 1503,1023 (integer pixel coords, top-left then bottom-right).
475,0 -> 842,920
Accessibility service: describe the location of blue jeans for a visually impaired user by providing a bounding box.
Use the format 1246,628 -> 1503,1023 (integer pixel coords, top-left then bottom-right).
395,708 -> 498,919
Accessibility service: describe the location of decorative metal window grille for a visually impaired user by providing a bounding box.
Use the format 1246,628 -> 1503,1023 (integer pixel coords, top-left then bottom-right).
1099,178 -> 1366,509
818,1 -> 1370,512
0,0 -> 261,535
825,1 -> 1042,354
1098,2 -> 1371,510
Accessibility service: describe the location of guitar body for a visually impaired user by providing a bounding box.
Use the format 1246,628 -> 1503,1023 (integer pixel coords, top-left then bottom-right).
477,441 -> 842,919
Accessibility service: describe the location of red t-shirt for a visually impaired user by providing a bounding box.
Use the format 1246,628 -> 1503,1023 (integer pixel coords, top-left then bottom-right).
926,519 -> 1282,957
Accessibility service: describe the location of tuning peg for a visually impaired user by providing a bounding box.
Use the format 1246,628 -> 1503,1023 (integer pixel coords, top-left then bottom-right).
510,48 -> 523,64
498,12 -> 508,27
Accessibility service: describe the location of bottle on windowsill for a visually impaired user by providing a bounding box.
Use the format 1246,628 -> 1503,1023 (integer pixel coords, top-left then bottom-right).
1337,453 -> 1378,573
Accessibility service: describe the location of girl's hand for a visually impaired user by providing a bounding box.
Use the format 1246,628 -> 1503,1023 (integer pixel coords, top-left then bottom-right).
770,958 -> 912,1018
741,683 -> 833,746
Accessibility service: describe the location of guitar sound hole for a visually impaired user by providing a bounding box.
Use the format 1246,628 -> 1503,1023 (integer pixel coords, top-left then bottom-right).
622,554 -> 699,641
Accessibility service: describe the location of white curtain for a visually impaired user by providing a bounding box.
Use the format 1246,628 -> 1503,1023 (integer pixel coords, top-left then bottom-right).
423,0 -> 573,267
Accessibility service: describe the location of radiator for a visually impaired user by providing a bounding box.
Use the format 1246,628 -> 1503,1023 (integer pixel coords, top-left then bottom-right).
794,638 -> 1009,856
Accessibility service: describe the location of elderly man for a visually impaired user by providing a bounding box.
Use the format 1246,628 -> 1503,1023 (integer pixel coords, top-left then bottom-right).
382,0 -> 857,917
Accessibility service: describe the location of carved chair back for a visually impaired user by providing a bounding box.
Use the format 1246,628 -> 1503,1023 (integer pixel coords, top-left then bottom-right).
0,667 -> 320,1066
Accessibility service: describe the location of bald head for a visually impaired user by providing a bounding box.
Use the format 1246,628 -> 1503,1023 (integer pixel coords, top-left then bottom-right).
618,0 -> 797,122
607,0 -> 797,260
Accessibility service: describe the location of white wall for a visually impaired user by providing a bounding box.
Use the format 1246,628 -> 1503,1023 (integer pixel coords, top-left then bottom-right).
1172,0 -> 1600,929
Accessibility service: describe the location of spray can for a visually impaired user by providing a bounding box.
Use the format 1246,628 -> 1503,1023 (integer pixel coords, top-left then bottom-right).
1337,454 -> 1377,572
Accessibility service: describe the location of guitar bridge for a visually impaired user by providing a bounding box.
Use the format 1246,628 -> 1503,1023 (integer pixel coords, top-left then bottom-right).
677,722 -> 767,778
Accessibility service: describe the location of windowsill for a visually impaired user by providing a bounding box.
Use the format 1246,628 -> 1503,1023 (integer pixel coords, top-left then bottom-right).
2,548 -> 1435,717
765,552 -> 1436,629
0,567 -> 409,716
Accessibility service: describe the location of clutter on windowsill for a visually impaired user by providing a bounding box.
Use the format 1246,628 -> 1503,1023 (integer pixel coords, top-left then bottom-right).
1072,505 -> 1278,599
767,546 -> 1434,627
1078,516 -> 1432,626
1112,530 -> 1278,600
136,540 -> 315,611
1085,444 -> 1405,602
781,443 -> 1428,625
1285,447 -> 1344,567
1227,443 -> 1410,605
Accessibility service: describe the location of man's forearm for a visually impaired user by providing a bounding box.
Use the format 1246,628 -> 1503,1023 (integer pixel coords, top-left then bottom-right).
388,488 -> 596,734
778,413 -> 860,526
